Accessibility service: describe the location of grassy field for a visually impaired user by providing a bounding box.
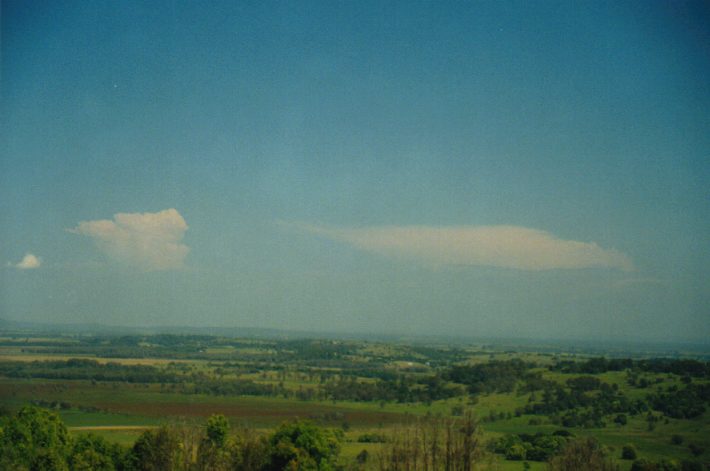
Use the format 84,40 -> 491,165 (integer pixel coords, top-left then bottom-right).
1,335 -> 709,469
0,378 -> 406,428
0,352 -> 200,366
2,375 -> 707,467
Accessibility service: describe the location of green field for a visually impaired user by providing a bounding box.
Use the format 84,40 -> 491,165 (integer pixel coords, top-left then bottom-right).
1,333 -> 709,470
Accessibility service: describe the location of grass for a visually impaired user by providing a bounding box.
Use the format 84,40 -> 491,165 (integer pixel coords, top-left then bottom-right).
60,409 -> 161,427
2,341 -> 709,468
0,378 -> 410,429
0,351 -> 202,366
4,374 -> 708,466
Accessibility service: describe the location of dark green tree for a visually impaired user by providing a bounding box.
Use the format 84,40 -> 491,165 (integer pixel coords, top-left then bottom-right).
69,433 -> 126,471
621,444 -> 637,460
0,406 -> 72,471
266,420 -> 342,470
227,429 -> 270,471
197,415 -> 231,470
205,414 -> 230,447
356,449 -> 369,465
129,427 -> 181,471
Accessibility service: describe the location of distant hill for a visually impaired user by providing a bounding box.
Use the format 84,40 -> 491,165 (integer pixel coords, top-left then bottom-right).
1,317 -> 708,357
0,317 -> 298,339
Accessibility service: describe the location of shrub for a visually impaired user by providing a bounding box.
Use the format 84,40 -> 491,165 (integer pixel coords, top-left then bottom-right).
621,444 -> 637,460
688,443 -> 704,457
356,433 -> 386,443
505,443 -> 527,461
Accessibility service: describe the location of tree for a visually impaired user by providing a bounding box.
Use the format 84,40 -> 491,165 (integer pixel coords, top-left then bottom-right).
129,427 -> 181,471
547,438 -> 618,471
205,414 -> 230,447
0,406 -> 72,471
197,415 -> 232,470
631,459 -> 683,471
506,443 -> 527,461
377,411 -> 482,471
69,434 -> 124,471
266,420 -> 342,471
226,426 -> 271,471
356,449 -> 369,465
621,444 -> 637,460
630,458 -> 654,471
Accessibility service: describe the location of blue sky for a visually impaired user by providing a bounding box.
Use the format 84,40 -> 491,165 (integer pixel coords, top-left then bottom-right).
1,1 -> 708,342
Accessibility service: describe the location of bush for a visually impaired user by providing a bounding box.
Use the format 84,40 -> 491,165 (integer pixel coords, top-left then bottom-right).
0,406 -> 72,471
621,444 -> 637,460
630,459 -> 653,471
267,420 -> 342,470
493,432 -> 568,462
505,443 -> 527,461
681,461 -> 703,471
356,433 -> 386,443
614,414 -> 627,426
356,449 -> 369,464
688,443 -> 704,457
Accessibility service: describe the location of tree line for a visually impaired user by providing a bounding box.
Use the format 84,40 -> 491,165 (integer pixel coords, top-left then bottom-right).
0,405 -> 663,471
0,406 -> 343,471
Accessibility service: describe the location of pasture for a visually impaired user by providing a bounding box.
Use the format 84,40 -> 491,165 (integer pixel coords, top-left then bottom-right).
1,333 -> 709,470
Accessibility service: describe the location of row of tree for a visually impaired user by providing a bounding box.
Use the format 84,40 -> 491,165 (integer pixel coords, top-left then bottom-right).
553,358 -> 710,378
0,406 -> 342,471
0,404 -> 643,471
520,373 -> 710,426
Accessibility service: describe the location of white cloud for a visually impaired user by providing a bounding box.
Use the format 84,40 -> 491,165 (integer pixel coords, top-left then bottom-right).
285,222 -> 633,271
13,253 -> 41,269
69,209 -> 189,271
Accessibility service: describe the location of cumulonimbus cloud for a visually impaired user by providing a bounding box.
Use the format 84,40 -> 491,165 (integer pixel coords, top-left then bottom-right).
284,222 -> 633,271
13,253 -> 41,269
69,209 -> 189,271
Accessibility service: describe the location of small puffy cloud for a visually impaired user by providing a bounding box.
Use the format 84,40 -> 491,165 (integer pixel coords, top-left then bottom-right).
13,253 -> 41,269
285,222 -> 633,271
69,208 -> 189,271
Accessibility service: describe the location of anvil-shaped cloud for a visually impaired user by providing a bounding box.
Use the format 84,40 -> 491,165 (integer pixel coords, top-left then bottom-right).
69,209 -> 189,271
286,222 -> 633,271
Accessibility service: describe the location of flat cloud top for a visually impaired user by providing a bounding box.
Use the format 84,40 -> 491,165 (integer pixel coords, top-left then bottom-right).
287,223 -> 633,271
70,208 -> 189,271
14,253 -> 41,269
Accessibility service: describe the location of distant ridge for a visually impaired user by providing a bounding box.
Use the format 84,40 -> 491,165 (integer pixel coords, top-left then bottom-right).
0,317 -> 299,339
1,317 -> 709,358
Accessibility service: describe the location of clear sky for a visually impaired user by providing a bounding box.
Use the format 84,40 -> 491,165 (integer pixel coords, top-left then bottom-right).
2,1 -> 708,342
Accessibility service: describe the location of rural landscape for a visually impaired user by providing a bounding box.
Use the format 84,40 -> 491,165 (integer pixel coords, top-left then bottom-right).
3,1 -> 709,470
1,323 -> 708,470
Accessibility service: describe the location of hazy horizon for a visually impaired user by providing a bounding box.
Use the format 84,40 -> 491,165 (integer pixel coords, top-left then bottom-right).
4,316 -> 710,352
2,2 -> 709,344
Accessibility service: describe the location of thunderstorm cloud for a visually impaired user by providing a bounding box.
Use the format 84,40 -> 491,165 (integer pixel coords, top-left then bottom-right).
69,209 -> 189,271
286,223 -> 633,271
13,253 -> 42,269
